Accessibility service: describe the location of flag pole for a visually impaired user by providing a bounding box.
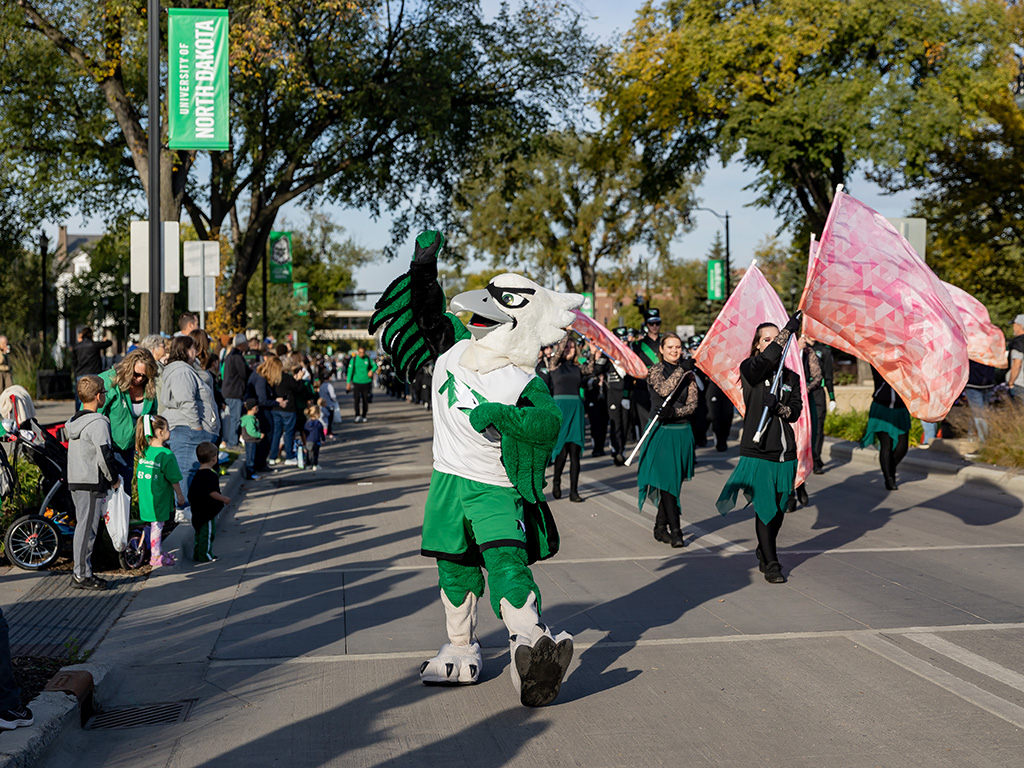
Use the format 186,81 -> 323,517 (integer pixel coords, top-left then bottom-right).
625,370 -> 693,467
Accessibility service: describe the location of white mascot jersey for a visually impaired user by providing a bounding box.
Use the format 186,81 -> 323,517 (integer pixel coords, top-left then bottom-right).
431,339 -> 534,487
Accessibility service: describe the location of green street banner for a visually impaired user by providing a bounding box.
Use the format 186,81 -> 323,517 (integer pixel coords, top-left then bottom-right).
269,232 -> 293,283
293,282 -> 309,316
169,9 -> 229,151
707,259 -> 725,301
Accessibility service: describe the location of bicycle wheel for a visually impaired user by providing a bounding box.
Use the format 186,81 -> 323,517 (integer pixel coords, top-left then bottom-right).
119,528 -> 149,570
4,515 -> 63,571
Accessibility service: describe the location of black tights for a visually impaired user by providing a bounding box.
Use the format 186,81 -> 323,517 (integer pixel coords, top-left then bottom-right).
755,504 -> 786,566
553,443 -> 581,495
877,432 -> 908,482
655,492 -> 681,533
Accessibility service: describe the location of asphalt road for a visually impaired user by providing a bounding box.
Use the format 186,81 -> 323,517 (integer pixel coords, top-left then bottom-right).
28,393 -> 1024,767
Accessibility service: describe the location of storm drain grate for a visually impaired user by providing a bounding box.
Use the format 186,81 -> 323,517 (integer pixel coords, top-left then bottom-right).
84,699 -> 196,730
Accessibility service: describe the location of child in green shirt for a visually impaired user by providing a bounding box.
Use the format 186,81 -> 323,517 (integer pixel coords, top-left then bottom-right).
135,414 -> 187,567
240,398 -> 263,480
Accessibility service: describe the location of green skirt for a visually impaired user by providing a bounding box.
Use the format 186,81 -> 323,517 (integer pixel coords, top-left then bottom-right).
861,401 -> 911,447
551,395 -> 585,462
637,422 -> 695,513
716,456 -> 796,524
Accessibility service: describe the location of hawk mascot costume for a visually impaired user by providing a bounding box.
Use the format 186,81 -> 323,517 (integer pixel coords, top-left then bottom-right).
369,231 -> 580,707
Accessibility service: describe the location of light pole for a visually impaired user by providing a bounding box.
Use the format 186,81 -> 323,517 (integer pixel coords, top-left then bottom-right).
693,207 -> 731,298
39,231 -> 49,356
122,273 -> 131,352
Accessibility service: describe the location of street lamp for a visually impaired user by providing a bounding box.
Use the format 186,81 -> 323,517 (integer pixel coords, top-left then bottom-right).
692,207 -> 731,298
122,273 -> 131,352
39,232 -> 49,356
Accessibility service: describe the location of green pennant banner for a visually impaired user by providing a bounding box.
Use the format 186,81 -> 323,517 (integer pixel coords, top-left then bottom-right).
268,231 -> 293,283
168,9 -> 230,151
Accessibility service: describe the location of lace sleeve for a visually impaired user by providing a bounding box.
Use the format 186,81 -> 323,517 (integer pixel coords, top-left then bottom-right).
648,364 -> 685,398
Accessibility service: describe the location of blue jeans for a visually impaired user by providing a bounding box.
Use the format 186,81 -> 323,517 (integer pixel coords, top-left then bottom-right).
270,410 -> 298,460
223,398 -> 243,447
245,441 -> 257,477
921,421 -> 939,445
964,388 -> 990,442
169,425 -> 206,496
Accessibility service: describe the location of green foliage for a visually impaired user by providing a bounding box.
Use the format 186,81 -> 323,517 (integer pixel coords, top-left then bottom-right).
453,128 -> 697,297
0,456 -> 43,553
823,408 -> 869,442
603,0 -> 1013,233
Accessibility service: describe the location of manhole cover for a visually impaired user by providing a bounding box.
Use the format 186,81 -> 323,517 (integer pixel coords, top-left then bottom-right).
85,699 -> 196,730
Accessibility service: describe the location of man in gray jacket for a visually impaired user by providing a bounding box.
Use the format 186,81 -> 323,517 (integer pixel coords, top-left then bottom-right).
67,376 -> 121,590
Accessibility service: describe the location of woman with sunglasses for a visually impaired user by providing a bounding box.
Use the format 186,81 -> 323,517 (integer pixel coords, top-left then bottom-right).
99,348 -> 160,491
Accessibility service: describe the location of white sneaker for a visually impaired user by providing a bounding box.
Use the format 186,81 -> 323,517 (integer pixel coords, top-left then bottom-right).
311,465 -> 319,472
284,458 -> 298,466
269,458 -> 282,465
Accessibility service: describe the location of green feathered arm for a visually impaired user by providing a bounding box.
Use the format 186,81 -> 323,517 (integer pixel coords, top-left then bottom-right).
368,231 -> 469,382
468,377 -> 562,504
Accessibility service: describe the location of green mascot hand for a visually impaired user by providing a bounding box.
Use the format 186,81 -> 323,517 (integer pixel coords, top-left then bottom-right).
413,230 -> 445,265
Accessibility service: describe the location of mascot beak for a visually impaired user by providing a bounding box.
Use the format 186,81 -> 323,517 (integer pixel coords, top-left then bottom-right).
450,289 -> 513,337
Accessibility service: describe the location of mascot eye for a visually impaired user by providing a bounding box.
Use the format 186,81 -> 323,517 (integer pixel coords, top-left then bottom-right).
499,292 -> 529,309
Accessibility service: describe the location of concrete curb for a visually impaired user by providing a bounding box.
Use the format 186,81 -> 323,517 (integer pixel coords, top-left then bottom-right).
0,664 -> 110,768
827,438 -> 1024,496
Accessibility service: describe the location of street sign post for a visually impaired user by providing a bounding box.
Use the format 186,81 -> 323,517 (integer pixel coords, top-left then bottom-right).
707,259 -> 725,301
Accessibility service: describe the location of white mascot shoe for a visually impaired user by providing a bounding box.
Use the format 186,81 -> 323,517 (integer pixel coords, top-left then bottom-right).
501,592 -> 574,707
420,591 -> 483,685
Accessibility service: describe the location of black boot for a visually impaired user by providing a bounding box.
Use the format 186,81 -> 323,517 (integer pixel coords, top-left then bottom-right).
669,528 -> 685,548
884,476 -> 898,491
569,491 -> 583,503
755,546 -> 766,573
653,526 -> 671,544
764,562 -> 786,583
552,477 -> 562,499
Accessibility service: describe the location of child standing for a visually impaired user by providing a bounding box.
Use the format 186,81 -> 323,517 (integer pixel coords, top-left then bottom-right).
240,398 -> 263,480
303,404 -> 325,472
67,375 -> 121,590
317,378 -> 338,438
135,414 -> 186,568
188,442 -> 231,562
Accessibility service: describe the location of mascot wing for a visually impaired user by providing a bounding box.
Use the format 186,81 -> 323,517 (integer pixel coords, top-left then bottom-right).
368,231 -> 470,382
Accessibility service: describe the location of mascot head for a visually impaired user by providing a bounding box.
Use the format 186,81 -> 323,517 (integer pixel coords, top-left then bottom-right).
450,274 -> 583,374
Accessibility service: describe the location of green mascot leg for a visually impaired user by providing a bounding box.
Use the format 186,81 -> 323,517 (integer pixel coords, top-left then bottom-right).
481,546 -> 572,707
437,559 -> 485,607
481,546 -> 540,618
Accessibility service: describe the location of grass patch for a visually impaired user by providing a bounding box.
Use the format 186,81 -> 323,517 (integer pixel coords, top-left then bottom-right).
825,408 -> 923,447
976,404 -> 1024,469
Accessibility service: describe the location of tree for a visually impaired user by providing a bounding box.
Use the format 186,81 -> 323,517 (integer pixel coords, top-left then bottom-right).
602,0 -> 1014,235
454,128 -> 697,297
3,1 -> 594,331
243,212 -> 375,348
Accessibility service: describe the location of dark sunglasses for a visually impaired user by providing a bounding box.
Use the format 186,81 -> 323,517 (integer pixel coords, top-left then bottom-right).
132,372 -> 149,382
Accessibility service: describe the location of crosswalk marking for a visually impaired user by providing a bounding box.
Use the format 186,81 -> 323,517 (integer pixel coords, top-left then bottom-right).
903,632 -> 1024,693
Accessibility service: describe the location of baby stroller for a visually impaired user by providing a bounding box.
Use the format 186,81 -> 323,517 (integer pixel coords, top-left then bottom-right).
0,412 -> 76,570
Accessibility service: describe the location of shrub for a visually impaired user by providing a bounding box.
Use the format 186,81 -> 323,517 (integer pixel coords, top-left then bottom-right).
7,345 -> 40,400
977,404 -> 1024,469
824,408 -> 924,447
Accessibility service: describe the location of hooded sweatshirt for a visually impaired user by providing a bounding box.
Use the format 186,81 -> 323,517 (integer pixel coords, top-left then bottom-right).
67,410 -> 119,492
161,360 -> 206,430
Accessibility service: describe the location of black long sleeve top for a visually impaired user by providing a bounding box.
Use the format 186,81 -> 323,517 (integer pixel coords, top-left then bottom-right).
738,329 -> 802,462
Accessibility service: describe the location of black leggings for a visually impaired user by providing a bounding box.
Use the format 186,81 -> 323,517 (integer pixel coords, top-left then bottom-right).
755,506 -> 786,566
352,383 -> 371,418
655,492 -> 681,533
552,443 -> 581,495
877,432 -> 908,481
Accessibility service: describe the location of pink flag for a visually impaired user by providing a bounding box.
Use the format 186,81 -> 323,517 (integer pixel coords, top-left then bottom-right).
941,282 -> 1007,369
800,190 -> 968,421
694,264 -> 813,487
571,311 -> 648,379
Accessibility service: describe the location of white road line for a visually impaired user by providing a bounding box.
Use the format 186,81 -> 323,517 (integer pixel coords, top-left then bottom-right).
855,633 -> 1024,730
208,622 -> 1024,667
581,477 -> 747,553
242,541 -> 1024,576
903,632 -> 1024,692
